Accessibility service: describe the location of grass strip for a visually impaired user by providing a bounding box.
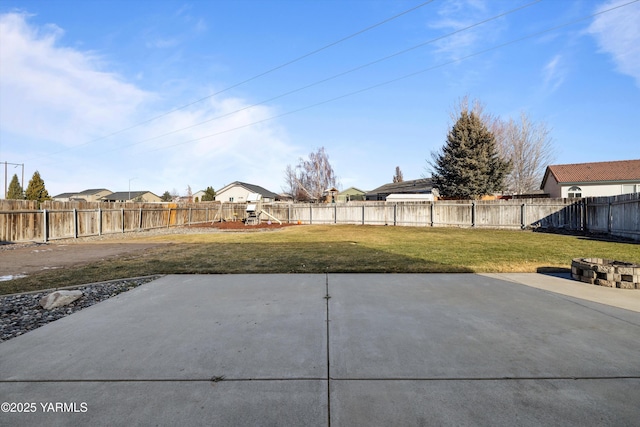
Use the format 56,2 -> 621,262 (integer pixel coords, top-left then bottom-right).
3,225 -> 638,294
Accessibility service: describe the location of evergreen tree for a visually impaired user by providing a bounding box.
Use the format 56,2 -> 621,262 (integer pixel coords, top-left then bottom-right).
431,111 -> 511,199
25,170 -> 50,202
161,191 -> 173,202
201,186 -> 216,201
7,174 -> 24,199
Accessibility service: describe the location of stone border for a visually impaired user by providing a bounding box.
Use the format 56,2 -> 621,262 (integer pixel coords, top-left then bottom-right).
571,258 -> 640,289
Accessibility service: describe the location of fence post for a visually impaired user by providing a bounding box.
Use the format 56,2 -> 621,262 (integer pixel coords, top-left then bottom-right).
139,208 -> 143,230
471,201 -> 476,227
334,204 -> 337,224
167,208 -> 171,228
521,203 -> 526,229
98,208 -> 102,236
121,208 -> 125,233
42,209 -> 48,243
607,201 -> 612,233
309,205 -> 312,225
73,208 -> 78,238
430,202 -> 434,227
188,207 -> 192,226
362,205 -> 365,225
393,204 -> 397,226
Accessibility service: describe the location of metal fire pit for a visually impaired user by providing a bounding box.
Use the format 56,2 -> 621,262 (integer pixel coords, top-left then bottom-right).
571,258 -> 640,290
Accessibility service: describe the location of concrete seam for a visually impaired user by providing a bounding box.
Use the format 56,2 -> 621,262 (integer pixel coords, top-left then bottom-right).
325,272 -> 331,427
3,376 -> 639,384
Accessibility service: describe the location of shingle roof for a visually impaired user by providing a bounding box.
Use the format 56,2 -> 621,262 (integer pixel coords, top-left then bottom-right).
53,192 -> 76,199
366,178 -> 434,196
77,188 -> 111,195
542,159 -> 640,188
217,181 -> 278,199
101,191 -> 154,200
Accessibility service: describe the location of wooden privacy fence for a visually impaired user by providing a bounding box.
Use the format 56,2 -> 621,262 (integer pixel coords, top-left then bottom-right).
0,201 -> 245,242
1,194 -> 638,242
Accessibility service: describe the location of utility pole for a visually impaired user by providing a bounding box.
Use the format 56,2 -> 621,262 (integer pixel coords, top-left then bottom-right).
3,161 -> 24,199
128,177 -> 137,202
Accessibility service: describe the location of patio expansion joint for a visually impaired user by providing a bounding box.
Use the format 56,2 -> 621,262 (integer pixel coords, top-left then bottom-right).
328,375 -> 640,381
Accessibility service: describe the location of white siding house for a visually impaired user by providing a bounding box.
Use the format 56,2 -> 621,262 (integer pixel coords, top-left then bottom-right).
215,181 -> 278,203
541,159 -> 640,198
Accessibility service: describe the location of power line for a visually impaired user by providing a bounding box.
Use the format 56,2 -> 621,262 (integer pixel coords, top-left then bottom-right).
29,0 -> 436,161
91,0 -> 542,156
139,0 -> 639,155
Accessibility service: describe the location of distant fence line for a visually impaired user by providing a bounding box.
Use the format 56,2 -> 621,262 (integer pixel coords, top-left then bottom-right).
1,194 -> 638,242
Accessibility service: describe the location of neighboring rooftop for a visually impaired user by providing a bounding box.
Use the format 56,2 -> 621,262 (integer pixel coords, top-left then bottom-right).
217,181 -> 278,199
366,178 -> 435,200
542,159 -> 640,188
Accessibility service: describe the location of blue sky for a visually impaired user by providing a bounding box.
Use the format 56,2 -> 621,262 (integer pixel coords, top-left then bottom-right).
1,0 -> 638,197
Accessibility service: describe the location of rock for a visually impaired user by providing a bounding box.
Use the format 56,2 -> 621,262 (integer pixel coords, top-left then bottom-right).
39,290 -> 83,310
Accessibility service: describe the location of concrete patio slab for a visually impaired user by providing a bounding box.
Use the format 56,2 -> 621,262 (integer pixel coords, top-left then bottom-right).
328,274 -> 640,379
482,272 -> 640,313
330,378 -> 640,426
0,274 -> 328,380
1,273 -> 639,426
2,380 -> 327,427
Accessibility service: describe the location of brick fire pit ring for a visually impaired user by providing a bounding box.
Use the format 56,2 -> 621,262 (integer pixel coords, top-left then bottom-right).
571,258 -> 640,290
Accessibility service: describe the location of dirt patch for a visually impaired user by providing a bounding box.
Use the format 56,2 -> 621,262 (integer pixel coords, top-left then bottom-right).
0,242 -> 166,278
0,222 -> 299,279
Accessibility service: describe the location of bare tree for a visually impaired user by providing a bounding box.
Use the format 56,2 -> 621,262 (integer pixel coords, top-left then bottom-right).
441,96 -> 555,195
283,147 -> 339,202
392,166 -> 404,183
494,112 -> 555,194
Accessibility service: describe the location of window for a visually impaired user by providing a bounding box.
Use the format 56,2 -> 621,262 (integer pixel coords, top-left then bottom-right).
229,197 -> 234,202
568,186 -> 582,198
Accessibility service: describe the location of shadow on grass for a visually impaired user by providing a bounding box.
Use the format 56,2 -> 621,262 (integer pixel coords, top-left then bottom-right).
1,242 -> 472,294
536,266 -> 572,280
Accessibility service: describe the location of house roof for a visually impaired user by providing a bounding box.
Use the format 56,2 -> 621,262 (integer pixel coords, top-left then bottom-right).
216,181 -> 278,199
77,188 -> 111,196
53,192 -> 76,199
101,191 -> 156,200
541,159 -> 640,189
339,187 -> 366,195
366,178 -> 434,196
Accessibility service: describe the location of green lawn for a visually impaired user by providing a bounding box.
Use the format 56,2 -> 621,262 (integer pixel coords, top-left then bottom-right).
3,225 -> 639,294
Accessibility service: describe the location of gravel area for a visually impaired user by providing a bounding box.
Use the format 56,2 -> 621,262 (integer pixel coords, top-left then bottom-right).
0,276 -> 161,343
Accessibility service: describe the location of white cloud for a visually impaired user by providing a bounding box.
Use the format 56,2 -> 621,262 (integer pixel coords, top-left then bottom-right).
588,0 -> 640,87
427,0 -> 496,60
542,54 -> 566,93
0,12 -> 152,145
0,12 -> 296,196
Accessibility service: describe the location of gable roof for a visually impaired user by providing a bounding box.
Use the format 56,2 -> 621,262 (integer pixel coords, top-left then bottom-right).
339,187 -> 366,195
541,159 -> 640,188
216,181 -> 278,199
366,178 -> 434,197
52,192 -> 76,199
101,191 -> 157,200
77,188 -> 111,196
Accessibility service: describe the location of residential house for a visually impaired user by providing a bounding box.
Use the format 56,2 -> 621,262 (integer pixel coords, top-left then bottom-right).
541,159 -> 640,198
52,189 -> 112,202
215,181 -> 278,203
192,190 -> 206,202
337,187 -> 366,202
101,191 -> 161,203
365,178 -> 437,201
